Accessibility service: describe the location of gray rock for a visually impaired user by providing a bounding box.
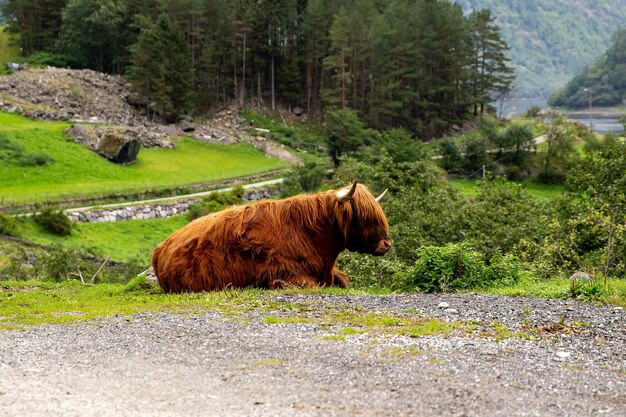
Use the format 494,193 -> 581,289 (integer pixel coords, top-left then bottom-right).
178,116 -> 195,132
96,133 -> 140,164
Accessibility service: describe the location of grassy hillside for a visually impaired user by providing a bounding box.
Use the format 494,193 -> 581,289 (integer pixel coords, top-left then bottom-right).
0,112 -> 288,205
457,0 -> 626,97
14,214 -> 187,264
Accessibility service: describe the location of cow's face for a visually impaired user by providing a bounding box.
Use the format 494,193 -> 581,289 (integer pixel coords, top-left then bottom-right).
347,216 -> 391,256
337,183 -> 391,256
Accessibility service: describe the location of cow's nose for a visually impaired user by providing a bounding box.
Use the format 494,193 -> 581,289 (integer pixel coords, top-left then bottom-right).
375,239 -> 391,255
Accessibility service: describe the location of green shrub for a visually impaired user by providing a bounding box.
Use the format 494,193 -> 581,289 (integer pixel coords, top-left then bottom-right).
280,161 -> 327,196
337,252 -> 406,290
33,207 -> 73,236
37,245 -> 81,282
16,152 -> 54,167
0,213 -> 18,236
394,243 -> 525,293
523,105 -> 542,118
187,187 -> 243,221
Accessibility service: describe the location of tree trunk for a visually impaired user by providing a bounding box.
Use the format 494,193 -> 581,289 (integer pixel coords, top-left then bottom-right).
271,55 -> 275,111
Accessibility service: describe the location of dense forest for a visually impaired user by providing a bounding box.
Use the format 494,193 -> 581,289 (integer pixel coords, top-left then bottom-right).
549,28 -> 626,109
457,0 -> 626,98
1,0 -> 514,137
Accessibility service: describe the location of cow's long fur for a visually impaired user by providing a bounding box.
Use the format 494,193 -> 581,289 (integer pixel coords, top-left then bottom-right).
152,183 -> 390,292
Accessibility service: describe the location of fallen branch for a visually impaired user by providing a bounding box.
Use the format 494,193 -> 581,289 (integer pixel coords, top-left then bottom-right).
70,256 -> 109,284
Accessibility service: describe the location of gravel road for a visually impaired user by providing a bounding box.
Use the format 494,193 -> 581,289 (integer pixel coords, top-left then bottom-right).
1,293 -> 625,417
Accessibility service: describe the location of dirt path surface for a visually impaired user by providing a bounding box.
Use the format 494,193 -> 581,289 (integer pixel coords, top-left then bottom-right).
1,293 -> 625,417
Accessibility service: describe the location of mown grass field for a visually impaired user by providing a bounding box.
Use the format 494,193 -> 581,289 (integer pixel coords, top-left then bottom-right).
0,112 -> 288,205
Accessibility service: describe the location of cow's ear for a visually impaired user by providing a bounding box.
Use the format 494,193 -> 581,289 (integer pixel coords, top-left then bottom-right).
336,181 -> 357,202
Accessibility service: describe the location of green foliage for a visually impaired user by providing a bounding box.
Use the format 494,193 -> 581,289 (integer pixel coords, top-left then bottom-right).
57,0 -> 129,72
438,139 -> 463,174
128,14 -> 193,121
523,105 -> 542,118
394,243 -> 525,293
37,244 -> 81,281
0,113 -> 286,205
33,207 -> 72,236
363,128 -> 427,164
464,180 -> 549,258
337,252 -> 406,290
23,51 -> 69,67
187,187 -> 244,222
549,28 -> 626,108
325,108 -> 371,165
536,114 -> 580,184
0,213 -> 18,236
492,124 -> 535,180
124,274 -> 162,294
280,162 -> 327,197
0,132 -> 54,167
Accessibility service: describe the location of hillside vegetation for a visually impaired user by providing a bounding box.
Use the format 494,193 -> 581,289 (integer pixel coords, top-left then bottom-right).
457,0 -> 626,97
0,112 -> 287,205
549,28 -> 626,109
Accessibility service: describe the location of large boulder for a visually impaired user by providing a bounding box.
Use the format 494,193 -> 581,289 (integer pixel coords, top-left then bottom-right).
96,133 -> 140,164
178,115 -> 195,132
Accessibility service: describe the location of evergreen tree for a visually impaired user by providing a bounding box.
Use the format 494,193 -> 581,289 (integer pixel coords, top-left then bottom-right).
1,0 -> 67,54
468,9 -> 515,116
57,0 -> 129,72
128,14 -> 193,121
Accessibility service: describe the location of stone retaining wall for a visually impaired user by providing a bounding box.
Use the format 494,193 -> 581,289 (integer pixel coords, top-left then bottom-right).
67,188 -> 279,223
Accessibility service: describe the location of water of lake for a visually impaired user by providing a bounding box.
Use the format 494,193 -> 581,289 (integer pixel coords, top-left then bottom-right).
499,98 -> 623,134
566,116 -> 623,134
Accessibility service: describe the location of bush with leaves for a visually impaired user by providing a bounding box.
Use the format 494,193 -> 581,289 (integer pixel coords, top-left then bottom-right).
337,252 -> 406,290
393,243 -> 526,293
325,108 -> 374,165
33,207 -> 73,236
464,179 -> 550,259
0,213 -> 18,237
187,185 -> 244,221
280,162 -> 327,197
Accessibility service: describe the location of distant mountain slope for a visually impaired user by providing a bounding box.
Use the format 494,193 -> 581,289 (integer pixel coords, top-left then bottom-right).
457,0 -> 626,98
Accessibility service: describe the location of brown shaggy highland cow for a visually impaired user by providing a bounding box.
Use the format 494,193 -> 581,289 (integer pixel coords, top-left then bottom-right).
151,181 -> 390,292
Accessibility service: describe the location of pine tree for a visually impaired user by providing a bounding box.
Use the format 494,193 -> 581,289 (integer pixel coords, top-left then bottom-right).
57,0 -> 129,72
468,9 -> 514,116
128,14 -> 193,121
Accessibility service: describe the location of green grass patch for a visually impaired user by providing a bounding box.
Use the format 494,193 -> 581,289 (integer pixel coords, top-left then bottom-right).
449,178 -> 567,199
0,280 -> 278,330
263,315 -> 314,324
481,276 -> 626,308
241,108 -> 330,164
14,214 -> 187,264
0,112 -> 288,205
401,318 -> 458,338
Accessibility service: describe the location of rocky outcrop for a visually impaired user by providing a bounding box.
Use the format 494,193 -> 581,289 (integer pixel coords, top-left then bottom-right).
66,124 -> 174,154
0,68 -> 301,164
96,133 -> 141,164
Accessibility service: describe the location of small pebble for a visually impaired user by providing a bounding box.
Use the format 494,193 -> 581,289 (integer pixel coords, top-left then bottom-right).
556,351 -> 571,359
438,302 -> 450,309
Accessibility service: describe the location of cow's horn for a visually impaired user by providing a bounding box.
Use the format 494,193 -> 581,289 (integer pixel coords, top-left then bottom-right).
375,189 -> 388,202
336,181 -> 357,202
